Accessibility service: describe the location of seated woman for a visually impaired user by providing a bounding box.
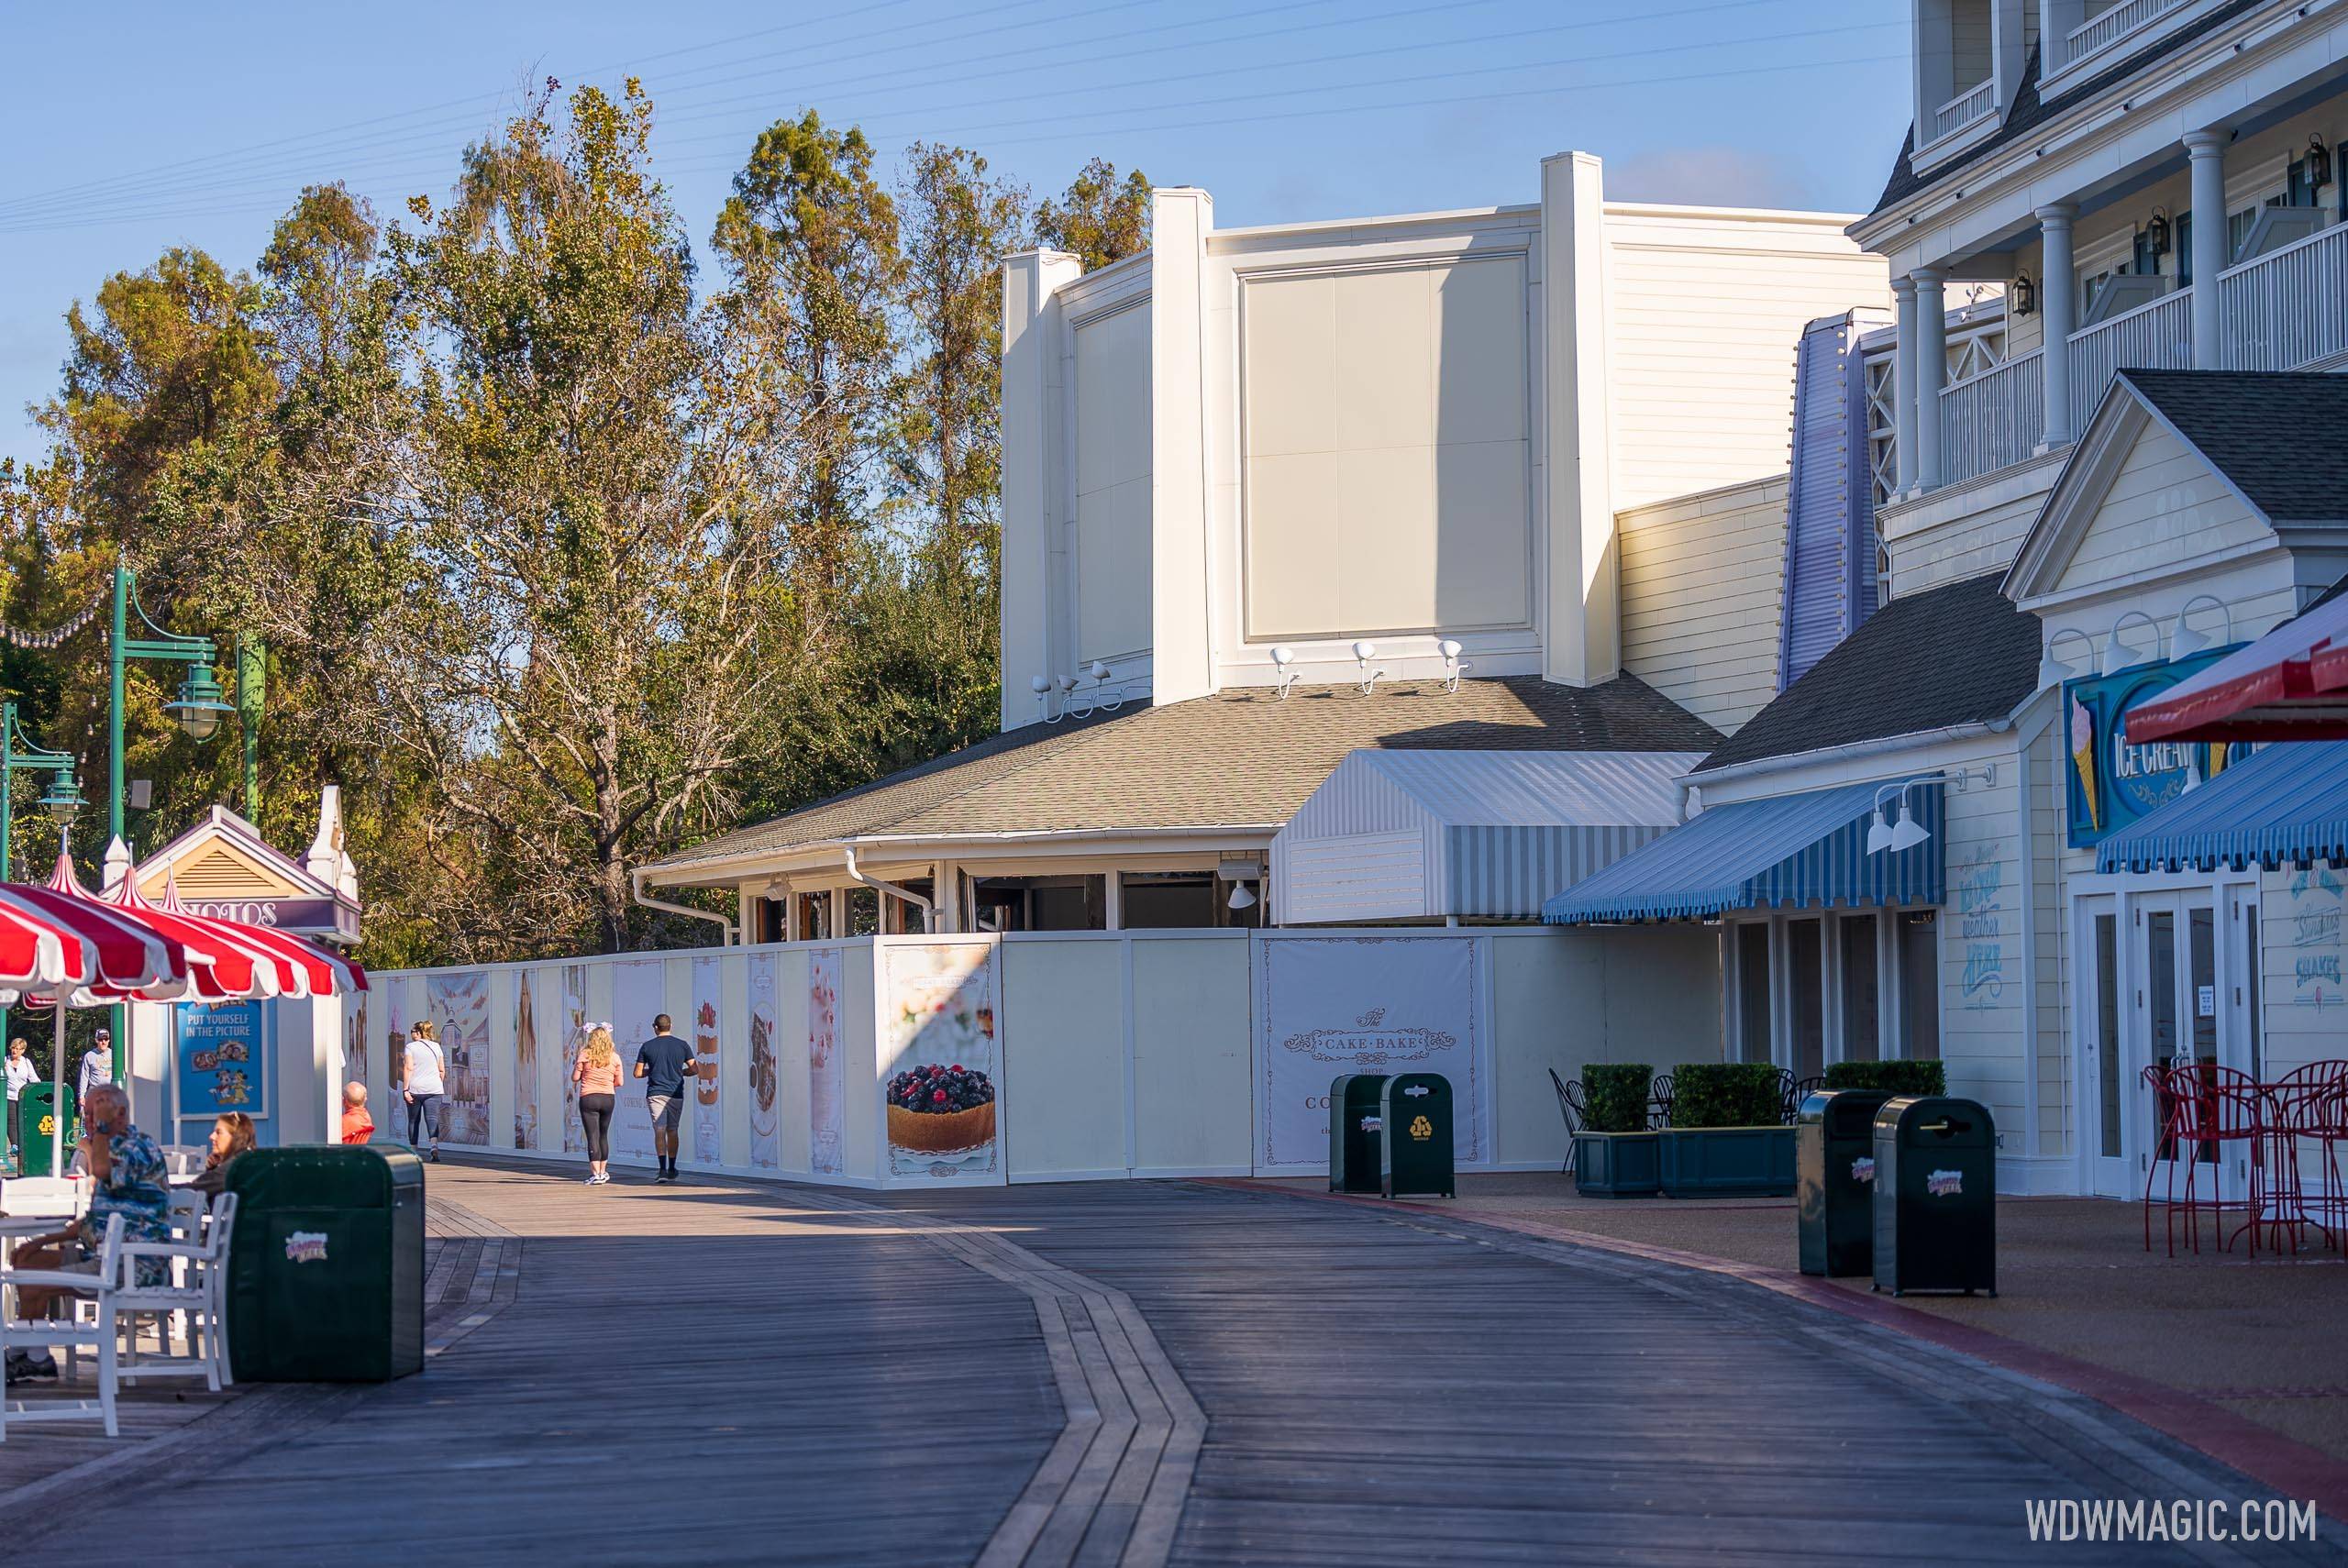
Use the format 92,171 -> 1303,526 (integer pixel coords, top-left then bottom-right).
182,1112 -> 258,1198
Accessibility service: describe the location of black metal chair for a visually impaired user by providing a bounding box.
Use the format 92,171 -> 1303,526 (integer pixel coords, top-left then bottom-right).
1783,1072 -> 1829,1123
1549,1068 -> 1586,1174
1647,1073 -> 1675,1131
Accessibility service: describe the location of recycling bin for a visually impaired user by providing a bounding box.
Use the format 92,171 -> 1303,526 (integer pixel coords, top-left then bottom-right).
1379,1073 -> 1455,1198
17,1082 -> 74,1176
1328,1074 -> 1387,1194
1871,1096 -> 1997,1297
227,1145 -> 425,1382
1797,1089 -> 1892,1277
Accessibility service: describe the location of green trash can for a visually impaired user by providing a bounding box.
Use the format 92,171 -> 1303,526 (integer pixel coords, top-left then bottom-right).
1328,1074 -> 1387,1194
17,1083 -> 74,1176
1797,1089 -> 1892,1277
1379,1073 -> 1455,1198
227,1145 -> 425,1381
1871,1096 -> 1997,1297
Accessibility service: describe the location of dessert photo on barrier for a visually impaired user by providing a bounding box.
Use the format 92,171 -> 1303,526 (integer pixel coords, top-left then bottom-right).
692,956 -> 721,1165
748,952 -> 779,1169
878,940 -> 1000,1184
808,947 -> 843,1176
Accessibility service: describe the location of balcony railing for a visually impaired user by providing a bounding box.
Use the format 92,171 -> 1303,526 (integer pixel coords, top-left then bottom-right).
1933,79 -> 1997,142
1939,349 -> 2043,486
2067,287 -> 2193,437
2056,0 -> 2189,74
2218,218 -> 2348,371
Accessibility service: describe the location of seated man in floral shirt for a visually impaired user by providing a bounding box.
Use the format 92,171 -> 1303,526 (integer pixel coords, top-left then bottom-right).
4,1084 -> 170,1385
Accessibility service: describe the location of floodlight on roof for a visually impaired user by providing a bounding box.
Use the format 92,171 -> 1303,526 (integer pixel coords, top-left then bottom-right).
1352,642 -> 1384,696
1268,646 -> 1300,700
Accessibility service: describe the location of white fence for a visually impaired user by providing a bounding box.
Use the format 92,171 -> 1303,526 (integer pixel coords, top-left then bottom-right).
355,925 -> 1723,1188
2066,287 -> 2193,438
1939,348 -> 2043,485
2220,219 -> 2348,372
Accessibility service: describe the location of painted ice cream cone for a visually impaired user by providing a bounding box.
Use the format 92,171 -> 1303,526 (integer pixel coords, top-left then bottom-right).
2069,690 -> 2099,833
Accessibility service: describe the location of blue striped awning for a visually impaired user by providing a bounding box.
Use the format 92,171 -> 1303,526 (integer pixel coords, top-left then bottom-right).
1541,780 -> 1944,924
2096,741 -> 2348,873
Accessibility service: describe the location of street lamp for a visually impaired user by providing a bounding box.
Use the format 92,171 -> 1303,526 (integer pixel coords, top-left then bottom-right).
163,665 -> 233,742
0,701 -> 81,882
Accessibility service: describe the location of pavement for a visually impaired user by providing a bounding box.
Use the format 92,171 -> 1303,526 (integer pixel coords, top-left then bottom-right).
1252,1171 -> 2348,1479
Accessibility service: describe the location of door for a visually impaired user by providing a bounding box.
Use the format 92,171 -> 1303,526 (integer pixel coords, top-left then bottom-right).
2134,889 -> 2234,1200
2077,895 -> 2132,1199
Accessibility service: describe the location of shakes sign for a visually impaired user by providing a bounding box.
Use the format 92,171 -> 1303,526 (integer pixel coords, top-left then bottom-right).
2066,647 -> 2250,849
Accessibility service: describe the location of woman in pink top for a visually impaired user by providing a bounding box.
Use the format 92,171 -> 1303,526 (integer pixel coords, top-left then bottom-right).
572,1025 -> 623,1186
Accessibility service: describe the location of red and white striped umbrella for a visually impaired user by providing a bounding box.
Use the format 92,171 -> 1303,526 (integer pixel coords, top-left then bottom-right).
151,870 -> 367,997
0,850 -> 186,1000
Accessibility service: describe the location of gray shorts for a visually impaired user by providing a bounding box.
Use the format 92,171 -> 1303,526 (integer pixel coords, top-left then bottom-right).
647,1094 -> 684,1131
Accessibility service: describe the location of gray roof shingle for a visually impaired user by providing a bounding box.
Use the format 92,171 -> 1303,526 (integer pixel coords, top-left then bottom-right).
648,674 -> 1722,872
2122,370 -> 2348,525
1692,572 -> 2042,777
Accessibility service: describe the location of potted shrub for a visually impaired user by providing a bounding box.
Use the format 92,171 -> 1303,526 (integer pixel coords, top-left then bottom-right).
1822,1060 -> 1946,1097
1658,1063 -> 1795,1198
1572,1063 -> 1659,1197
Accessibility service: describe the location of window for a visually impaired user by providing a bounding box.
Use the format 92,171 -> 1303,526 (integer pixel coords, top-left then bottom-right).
796,891 -> 832,941
2245,906 -> 2263,1080
2096,913 -> 2121,1158
1788,921 -> 1825,1079
846,887 -> 880,936
1121,873 -> 1217,929
973,876 -> 1106,932
1839,915 -> 1880,1063
1898,912 -> 1941,1060
1736,924 -> 1772,1065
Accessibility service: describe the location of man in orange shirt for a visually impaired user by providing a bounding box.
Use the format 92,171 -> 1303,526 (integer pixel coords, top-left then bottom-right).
340,1082 -> 374,1145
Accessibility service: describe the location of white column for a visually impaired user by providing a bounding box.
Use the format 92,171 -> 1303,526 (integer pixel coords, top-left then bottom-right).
2185,130 -> 2227,369
1150,187 -> 1215,706
828,888 -> 847,941
2036,204 -> 2077,448
1104,869 -> 1124,932
1891,276 -> 1919,492
1912,267 -> 1947,491
998,248 -> 1084,730
1538,149 -> 1621,686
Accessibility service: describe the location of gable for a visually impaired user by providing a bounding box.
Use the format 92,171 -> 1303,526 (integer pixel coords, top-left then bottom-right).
2043,417 -> 2270,601
136,836 -> 311,902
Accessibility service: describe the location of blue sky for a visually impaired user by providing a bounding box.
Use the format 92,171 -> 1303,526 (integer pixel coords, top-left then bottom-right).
0,0 -> 1911,469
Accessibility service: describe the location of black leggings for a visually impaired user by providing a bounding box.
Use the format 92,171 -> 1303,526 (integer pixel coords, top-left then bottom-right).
578,1093 -> 615,1163
6,1097 -> 18,1150
406,1092 -> 443,1146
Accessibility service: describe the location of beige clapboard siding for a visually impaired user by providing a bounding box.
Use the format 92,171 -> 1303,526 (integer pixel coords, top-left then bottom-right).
2051,424 -> 2268,595
1885,483 -> 2048,596
2026,723 -> 2070,1156
2261,860 -> 2348,1077
1072,301 -> 1154,665
1941,769 -> 2030,1140
1618,475 -> 1787,734
1602,206 -> 1888,512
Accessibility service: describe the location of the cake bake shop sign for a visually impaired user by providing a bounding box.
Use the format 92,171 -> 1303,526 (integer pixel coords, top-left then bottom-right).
1279,1006 -> 1456,1066
2064,647 -> 2248,849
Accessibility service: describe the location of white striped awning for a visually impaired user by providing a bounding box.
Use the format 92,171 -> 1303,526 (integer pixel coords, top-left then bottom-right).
1273,750 -> 1703,923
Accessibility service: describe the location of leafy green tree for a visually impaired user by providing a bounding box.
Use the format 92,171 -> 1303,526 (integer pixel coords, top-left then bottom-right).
1035,157 -> 1152,273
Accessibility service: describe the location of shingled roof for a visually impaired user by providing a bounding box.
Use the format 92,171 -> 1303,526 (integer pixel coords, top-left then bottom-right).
1869,2 -> 2265,218
2121,370 -> 2348,525
648,674 -> 1722,874
1692,572 -> 2042,777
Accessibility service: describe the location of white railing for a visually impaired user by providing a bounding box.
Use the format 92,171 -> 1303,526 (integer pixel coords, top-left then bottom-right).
1939,348 -> 2043,486
2059,0 -> 2188,72
2219,218 -> 2348,371
1933,79 -> 1997,142
2067,287 -> 2193,437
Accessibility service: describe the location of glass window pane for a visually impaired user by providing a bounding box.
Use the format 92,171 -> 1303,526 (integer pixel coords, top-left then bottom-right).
1736,923 -> 1772,1064
2245,907 -> 2262,1081
2147,911 -> 2177,1066
2096,913 -> 2121,1159
2189,906 -> 2217,1061
1789,920 -> 1824,1080
1839,916 -> 1879,1064
1899,913 -> 1941,1061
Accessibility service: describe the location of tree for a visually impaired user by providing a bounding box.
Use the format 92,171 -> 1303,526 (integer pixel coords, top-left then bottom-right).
713,111 -> 902,609
1035,157 -> 1151,273
379,79 -> 793,954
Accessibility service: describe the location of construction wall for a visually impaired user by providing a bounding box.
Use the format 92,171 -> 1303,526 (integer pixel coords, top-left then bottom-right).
362,924 -> 1722,1187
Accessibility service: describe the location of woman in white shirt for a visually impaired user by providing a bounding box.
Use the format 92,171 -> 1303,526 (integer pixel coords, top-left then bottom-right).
402,1021 -> 448,1163
5,1037 -> 37,1166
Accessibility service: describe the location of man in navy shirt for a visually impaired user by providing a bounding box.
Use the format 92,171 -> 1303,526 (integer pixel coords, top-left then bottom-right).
634,1014 -> 696,1183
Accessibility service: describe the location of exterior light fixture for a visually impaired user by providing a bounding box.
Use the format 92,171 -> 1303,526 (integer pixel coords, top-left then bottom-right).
2102,609 -> 2164,676
2167,594 -> 2233,661
2309,134 -> 2333,191
164,666 -> 234,741
1352,641 -> 1385,695
40,769 -> 84,826
1269,646 -> 1300,699
1436,638 -> 1471,694
2144,205 -> 2173,259
1866,806 -> 1895,854
1886,801 -> 1931,852
2037,626 -> 2094,689
2010,272 -> 2036,316
1226,880 -> 1257,911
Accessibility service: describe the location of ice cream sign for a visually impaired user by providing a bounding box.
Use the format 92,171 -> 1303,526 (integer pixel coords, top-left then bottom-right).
2064,648 -> 2248,849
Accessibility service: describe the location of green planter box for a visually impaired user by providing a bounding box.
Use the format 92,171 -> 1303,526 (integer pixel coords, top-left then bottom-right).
1573,1131 -> 1660,1197
1659,1125 -> 1796,1198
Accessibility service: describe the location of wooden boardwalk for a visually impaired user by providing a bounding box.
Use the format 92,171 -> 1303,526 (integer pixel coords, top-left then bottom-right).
5,1161 -> 2338,1566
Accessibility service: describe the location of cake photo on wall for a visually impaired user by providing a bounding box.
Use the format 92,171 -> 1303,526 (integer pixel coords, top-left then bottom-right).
880,943 -> 999,1178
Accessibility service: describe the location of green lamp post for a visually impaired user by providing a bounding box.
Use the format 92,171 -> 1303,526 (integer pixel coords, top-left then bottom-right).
0,700 -> 83,882
105,562 -> 233,1082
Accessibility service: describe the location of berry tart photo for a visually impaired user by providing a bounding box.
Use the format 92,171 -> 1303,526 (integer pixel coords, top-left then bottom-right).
886,1064 -> 997,1155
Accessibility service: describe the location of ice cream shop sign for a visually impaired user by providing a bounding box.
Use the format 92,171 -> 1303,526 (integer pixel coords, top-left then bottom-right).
2066,647 -> 2249,849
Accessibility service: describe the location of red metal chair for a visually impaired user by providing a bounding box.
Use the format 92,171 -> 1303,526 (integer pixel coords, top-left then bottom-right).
2176,1064 -> 2271,1256
2263,1062 -> 2348,1253
2143,1063 -> 2187,1255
